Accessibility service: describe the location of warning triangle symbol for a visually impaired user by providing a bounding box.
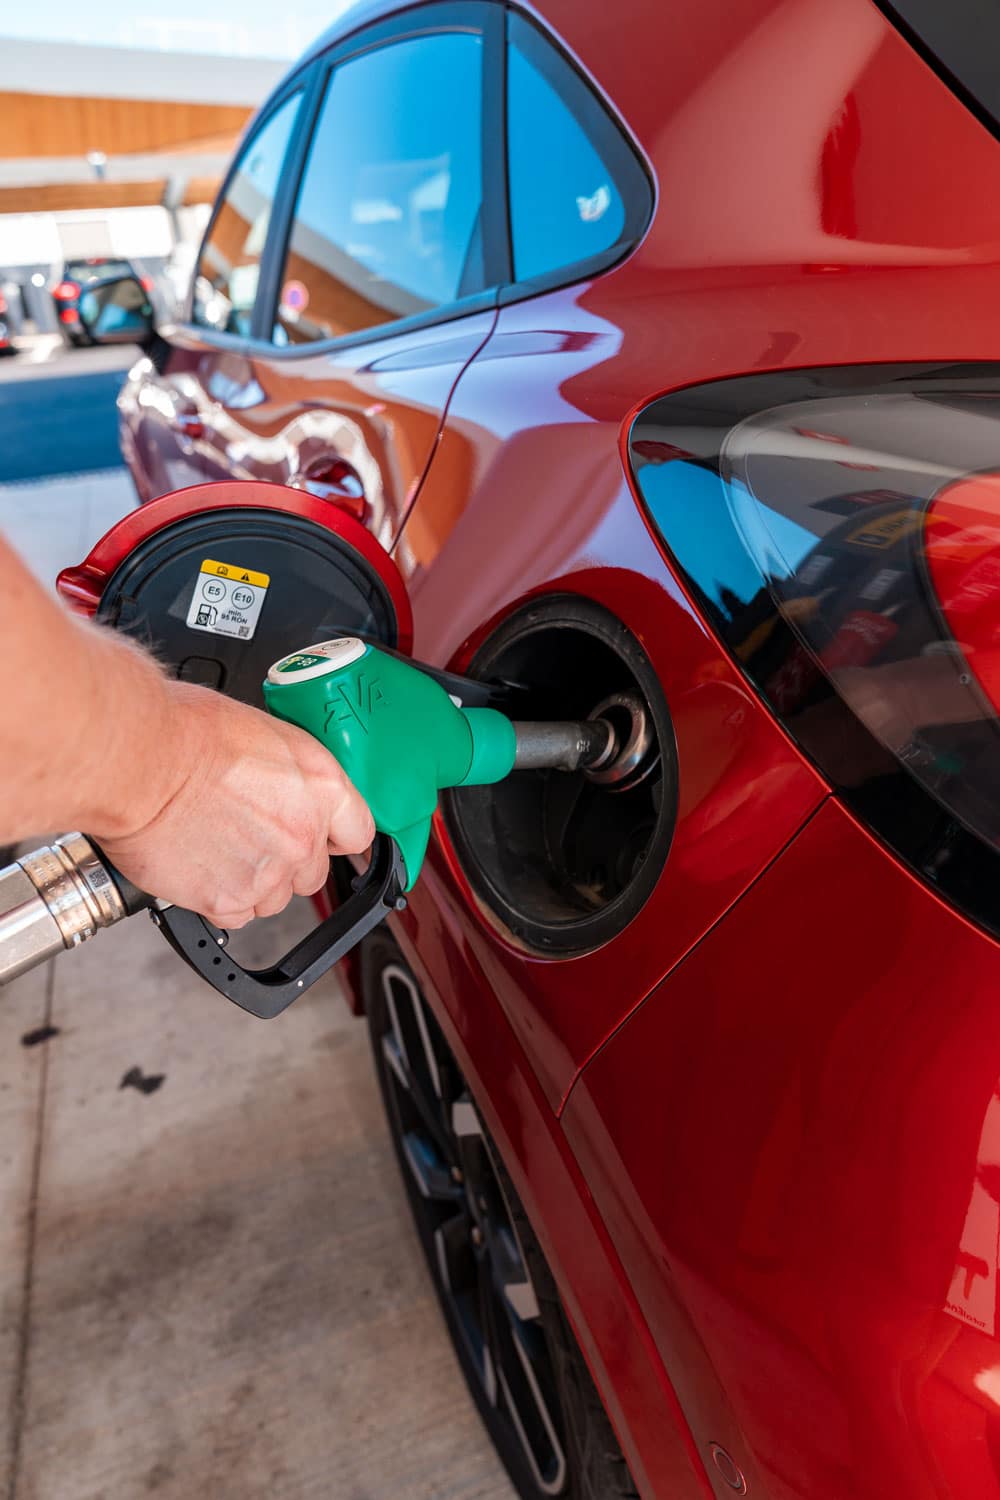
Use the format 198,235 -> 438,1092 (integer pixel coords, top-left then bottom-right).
240,572 -> 250,581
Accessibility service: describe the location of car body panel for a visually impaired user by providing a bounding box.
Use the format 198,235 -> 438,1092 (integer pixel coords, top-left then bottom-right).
119,311 -> 497,546
563,794 -> 1000,1499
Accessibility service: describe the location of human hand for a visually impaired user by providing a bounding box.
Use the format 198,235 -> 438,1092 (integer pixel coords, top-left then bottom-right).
97,680 -> 374,927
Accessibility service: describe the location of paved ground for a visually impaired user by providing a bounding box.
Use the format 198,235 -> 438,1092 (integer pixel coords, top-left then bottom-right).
0,346 -> 515,1499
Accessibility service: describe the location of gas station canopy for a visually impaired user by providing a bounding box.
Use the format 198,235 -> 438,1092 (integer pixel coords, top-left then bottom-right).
0,38 -> 284,212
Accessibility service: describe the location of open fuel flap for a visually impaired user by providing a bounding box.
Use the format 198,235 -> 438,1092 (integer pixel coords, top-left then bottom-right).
54,481 -> 414,1020
57,480 -> 413,703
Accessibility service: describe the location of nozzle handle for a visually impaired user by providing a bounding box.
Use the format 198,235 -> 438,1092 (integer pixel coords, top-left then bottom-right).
149,834 -> 406,1019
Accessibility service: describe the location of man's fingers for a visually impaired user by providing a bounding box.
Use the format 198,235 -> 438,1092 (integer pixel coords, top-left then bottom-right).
326,778 -> 374,854
292,848 -> 331,898
253,883 -> 295,920
207,906 -> 256,931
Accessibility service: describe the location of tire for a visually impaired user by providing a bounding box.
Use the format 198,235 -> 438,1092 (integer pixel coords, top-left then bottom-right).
363,932 -> 639,1500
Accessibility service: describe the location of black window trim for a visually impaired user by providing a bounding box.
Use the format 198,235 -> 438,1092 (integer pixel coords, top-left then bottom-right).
185,72 -> 317,341
182,0 -> 654,359
249,59 -> 328,343
257,0 -> 505,359
497,2 -> 654,307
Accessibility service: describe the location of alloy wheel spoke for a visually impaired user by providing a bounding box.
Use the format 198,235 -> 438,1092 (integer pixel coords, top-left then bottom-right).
381,969 -> 452,1156
433,1211 -> 476,1296
493,1310 -> 568,1496
493,1224 -> 541,1323
384,963 -> 444,1099
401,1130 -> 462,1203
475,1248 -> 504,1409
381,1030 -> 409,1092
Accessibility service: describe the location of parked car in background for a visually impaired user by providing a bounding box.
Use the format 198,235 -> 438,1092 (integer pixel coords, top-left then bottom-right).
52,258 -> 152,346
0,289 -> 15,355
64,1 -> 1000,1496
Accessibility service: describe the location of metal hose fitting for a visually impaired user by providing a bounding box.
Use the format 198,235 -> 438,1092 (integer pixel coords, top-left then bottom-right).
0,834 -> 127,986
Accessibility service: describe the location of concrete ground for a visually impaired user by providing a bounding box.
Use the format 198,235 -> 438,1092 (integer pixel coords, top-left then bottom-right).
0,346 -> 515,1500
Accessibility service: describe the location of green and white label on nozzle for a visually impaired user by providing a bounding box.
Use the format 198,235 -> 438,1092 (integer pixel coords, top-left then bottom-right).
267,637 -> 368,683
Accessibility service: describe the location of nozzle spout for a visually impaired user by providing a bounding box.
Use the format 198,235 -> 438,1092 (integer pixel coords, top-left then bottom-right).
511,719 -> 616,773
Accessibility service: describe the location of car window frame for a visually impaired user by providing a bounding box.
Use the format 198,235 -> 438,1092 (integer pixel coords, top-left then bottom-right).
186,75 -> 317,349
497,4 -> 655,307
257,0 -> 506,359
183,0 -> 654,359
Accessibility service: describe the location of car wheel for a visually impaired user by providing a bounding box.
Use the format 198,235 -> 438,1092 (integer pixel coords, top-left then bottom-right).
363,932 -> 639,1500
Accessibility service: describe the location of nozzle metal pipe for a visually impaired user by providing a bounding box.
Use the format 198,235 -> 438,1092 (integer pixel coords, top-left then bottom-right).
0,835 -> 128,986
511,718 -> 617,772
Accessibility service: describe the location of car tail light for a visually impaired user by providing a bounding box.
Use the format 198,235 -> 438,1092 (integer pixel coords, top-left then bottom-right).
54,280 -> 79,300
139,275 -> 154,294
628,365 -> 1000,938
58,308 -> 78,324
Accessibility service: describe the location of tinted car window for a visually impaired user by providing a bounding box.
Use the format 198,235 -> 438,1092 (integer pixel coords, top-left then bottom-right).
506,13 -> 643,284
274,31 -> 484,345
192,92 -> 301,337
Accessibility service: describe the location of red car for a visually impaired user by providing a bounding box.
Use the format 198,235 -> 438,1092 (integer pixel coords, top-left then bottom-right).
63,1 -> 1000,1495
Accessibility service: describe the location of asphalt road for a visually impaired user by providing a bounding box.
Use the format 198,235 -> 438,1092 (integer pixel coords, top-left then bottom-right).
0,341 -> 136,484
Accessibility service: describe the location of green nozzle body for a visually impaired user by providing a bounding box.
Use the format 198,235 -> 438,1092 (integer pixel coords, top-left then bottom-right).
262,638 -> 516,889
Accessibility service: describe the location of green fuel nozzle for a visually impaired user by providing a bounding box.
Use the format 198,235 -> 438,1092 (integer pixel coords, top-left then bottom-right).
0,637 -> 631,1021
264,637 -> 516,889
263,637 -> 620,890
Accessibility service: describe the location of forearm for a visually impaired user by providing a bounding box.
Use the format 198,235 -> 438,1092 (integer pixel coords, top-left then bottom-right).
0,536 -> 182,843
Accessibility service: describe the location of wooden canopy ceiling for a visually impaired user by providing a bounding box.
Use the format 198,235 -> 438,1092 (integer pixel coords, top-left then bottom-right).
0,91 -> 250,159
0,92 -> 250,212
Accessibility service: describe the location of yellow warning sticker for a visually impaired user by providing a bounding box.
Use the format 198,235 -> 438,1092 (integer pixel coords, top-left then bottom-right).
185,558 -> 270,641
198,558 -> 270,588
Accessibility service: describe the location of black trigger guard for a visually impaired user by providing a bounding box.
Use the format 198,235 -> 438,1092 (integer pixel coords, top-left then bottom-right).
150,834 -> 407,1019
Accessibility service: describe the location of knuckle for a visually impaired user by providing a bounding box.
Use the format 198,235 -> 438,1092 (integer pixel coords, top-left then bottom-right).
207,907 -> 252,930
293,861 -> 328,898
292,824 -> 317,863
255,867 -> 286,900
254,886 -> 292,919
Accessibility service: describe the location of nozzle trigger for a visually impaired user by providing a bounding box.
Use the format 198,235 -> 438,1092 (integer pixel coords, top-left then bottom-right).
150,834 -> 407,1019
